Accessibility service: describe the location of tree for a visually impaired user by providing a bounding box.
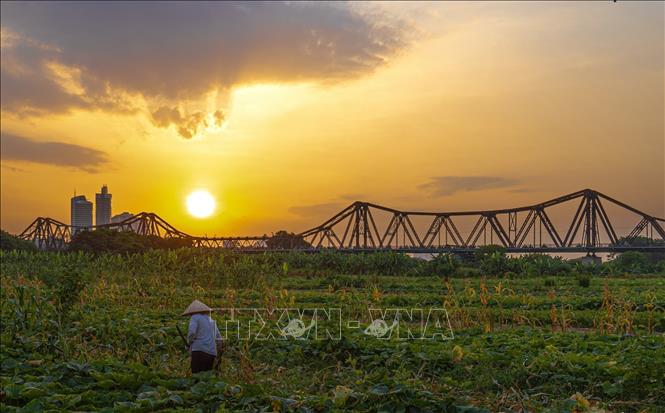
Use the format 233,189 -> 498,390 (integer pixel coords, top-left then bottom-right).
480,251 -> 513,276
266,231 -> 311,250
69,229 -> 192,253
425,253 -> 459,277
474,245 -> 514,276
0,230 -> 37,251
519,254 -> 571,276
608,251 -> 652,274
614,236 -> 665,247
612,236 -> 665,262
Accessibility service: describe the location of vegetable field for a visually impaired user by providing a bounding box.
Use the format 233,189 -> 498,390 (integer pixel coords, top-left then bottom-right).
1,250 -> 664,412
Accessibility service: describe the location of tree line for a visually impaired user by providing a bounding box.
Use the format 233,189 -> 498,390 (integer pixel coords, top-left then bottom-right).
1,229 -> 663,276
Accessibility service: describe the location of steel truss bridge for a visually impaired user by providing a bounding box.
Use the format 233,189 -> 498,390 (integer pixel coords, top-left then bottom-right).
18,189 -> 665,253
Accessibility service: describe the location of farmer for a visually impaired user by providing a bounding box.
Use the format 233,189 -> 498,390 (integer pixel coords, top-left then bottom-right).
181,299 -> 223,374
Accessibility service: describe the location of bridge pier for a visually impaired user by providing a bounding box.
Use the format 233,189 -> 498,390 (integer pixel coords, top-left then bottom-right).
577,255 -> 602,266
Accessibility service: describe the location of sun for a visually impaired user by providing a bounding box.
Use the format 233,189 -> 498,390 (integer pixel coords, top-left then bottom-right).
186,190 -> 216,218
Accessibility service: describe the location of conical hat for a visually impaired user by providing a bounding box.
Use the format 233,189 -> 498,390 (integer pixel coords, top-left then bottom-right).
181,299 -> 212,316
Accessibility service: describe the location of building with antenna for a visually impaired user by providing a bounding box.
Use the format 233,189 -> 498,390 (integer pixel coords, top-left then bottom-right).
96,185 -> 112,226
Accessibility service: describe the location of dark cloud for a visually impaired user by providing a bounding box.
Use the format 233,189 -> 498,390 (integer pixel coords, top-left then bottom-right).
0,133 -> 109,173
1,2 -> 409,132
289,202 -> 345,218
0,33 -> 136,116
419,176 -> 520,197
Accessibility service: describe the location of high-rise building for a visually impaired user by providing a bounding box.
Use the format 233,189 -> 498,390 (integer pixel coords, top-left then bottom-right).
71,195 -> 93,234
96,185 -> 112,226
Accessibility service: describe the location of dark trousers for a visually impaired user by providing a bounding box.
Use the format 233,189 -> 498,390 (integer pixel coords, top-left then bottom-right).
191,351 -> 216,373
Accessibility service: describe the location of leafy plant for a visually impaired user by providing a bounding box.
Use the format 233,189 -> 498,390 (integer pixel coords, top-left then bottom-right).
577,274 -> 591,288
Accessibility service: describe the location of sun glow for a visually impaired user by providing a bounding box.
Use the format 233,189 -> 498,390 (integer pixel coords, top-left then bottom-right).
186,190 -> 216,218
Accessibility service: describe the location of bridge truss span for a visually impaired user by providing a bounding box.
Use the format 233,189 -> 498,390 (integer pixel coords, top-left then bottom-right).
17,189 -> 665,253
298,189 -> 665,253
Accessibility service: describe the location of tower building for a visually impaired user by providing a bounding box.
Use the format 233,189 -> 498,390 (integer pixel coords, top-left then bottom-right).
96,185 -> 112,226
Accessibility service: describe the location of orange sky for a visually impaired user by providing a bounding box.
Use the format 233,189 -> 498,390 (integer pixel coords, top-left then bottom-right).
1,2 -> 663,237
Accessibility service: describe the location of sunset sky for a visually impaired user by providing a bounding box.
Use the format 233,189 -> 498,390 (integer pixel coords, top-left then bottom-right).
1,1 -> 663,237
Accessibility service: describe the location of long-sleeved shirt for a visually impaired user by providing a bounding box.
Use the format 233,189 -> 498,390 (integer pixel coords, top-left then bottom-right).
187,313 -> 222,357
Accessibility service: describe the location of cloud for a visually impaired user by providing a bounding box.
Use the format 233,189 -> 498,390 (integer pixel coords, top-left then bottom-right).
151,106 -> 183,129
1,163 -> 26,173
1,2 -> 409,137
289,202 -> 345,218
419,176 -> 520,197
150,106 -> 224,139
0,29 -> 136,117
212,110 -> 225,128
0,133 -> 109,173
